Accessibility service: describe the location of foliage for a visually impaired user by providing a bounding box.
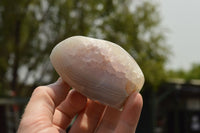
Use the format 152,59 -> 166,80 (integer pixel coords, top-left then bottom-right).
0,0 -> 169,96
167,63 -> 200,80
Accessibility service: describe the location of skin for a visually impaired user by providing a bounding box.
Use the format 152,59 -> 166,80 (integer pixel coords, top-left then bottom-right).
17,78 -> 143,133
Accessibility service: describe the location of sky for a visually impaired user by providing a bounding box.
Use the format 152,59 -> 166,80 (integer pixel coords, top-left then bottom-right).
159,0 -> 200,70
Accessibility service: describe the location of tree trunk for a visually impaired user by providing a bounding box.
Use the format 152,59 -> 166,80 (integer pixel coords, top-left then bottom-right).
11,20 -> 21,91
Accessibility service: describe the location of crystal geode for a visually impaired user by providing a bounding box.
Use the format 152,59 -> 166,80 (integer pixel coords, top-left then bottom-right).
50,36 -> 144,109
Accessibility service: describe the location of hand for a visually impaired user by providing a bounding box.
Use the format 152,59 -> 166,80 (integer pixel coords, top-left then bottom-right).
17,78 -> 143,133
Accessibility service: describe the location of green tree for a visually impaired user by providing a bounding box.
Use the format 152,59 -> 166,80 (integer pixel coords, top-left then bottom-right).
0,1 -> 169,132
167,63 -> 200,80
187,63 -> 200,79
0,0 -> 168,96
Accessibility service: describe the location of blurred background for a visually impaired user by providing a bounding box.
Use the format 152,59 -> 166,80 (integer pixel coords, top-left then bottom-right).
0,0 -> 200,133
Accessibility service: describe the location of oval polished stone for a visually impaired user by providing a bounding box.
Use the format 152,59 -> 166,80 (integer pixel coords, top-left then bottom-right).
50,36 -> 144,109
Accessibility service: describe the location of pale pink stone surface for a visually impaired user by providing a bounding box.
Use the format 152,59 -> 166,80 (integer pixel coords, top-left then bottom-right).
50,36 -> 144,109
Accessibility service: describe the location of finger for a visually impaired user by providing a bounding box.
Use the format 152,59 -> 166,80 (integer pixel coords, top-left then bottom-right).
19,79 -> 70,130
69,100 -> 106,133
95,106 -> 121,133
53,89 -> 87,130
115,92 -> 143,133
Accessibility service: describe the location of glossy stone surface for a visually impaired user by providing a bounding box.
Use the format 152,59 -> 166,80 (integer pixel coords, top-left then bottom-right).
50,36 -> 144,109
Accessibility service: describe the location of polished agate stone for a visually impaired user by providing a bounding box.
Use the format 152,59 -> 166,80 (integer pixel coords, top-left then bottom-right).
50,36 -> 144,109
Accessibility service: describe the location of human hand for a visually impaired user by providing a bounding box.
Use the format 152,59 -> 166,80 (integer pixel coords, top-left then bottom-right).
17,78 -> 143,133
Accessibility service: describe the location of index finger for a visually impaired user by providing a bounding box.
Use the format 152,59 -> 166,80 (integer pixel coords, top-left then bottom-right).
21,78 -> 70,124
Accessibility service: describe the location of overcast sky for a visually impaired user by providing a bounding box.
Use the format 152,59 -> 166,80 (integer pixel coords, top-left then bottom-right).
159,0 -> 200,70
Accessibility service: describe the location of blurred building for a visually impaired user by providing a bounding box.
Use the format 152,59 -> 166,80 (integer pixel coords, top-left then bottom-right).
156,79 -> 200,133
